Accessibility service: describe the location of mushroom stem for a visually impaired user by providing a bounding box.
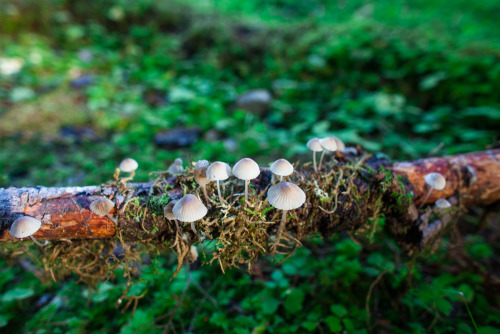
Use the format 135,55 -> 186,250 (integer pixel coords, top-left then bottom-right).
216,180 -> 224,204
130,170 -> 135,179
272,210 -> 288,252
201,186 -> 209,203
106,214 -> 118,225
29,235 -> 47,247
244,180 -> 249,204
173,218 -> 181,234
318,151 -> 326,170
419,187 -> 434,209
313,152 -> 317,172
113,168 -> 120,181
280,175 -> 283,182
190,221 -> 200,238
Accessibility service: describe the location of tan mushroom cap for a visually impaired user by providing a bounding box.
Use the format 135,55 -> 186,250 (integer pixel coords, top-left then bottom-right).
164,200 -> 178,220
306,138 -> 323,152
319,137 -> 338,152
119,158 -> 138,172
90,197 -> 115,216
424,172 -> 446,190
232,158 -> 260,180
173,194 -> 208,222
206,161 -> 231,181
435,198 -> 451,209
168,158 -> 184,175
194,160 -> 210,187
270,159 -> 294,177
267,182 -> 306,211
10,216 -> 42,238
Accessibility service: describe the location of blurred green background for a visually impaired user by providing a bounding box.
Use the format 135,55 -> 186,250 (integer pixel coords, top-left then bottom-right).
1,0 -> 499,332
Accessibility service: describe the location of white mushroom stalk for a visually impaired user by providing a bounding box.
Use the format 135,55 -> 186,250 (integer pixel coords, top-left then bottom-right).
232,158 -> 261,204
318,137 -> 338,170
419,172 -> 447,209
306,138 -> 323,172
267,182 -> 306,252
9,216 -> 46,247
206,161 -> 231,204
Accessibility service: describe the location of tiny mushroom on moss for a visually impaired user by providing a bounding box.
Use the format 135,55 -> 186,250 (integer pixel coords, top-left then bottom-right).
270,158 -> 294,182
173,194 -> 208,237
420,172 -> 446,208
164,200 -> 181,234
194,160 -> 210,201
267,182 -> 306,251
168,158 -> 184,175
206,161 -> 231,203
232,158 -> 260,203
119,158 -> 138,176
435,198 -> 451,209
306,138 -> 323,172
318,137 -> 338,170
10,216 -> 45,247
90,197 -> 117,224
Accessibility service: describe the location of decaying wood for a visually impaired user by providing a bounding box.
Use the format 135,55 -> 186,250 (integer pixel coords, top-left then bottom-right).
0,149 -> 499,249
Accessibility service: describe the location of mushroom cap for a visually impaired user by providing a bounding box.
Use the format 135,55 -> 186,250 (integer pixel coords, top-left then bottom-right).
90,197 -> 115,216
232,158 -> 260,180
424,172 -> 446,190
270,159 -> 294,177
173,194 -> 208,222
9,216 -> 42,238
435,198 -> 451,209
119,158 -> 138,172
168,158 -> 184,175
306,138 -> 323,152
267,182 -> 306,211
333,137 -> 345,152
194,160 -> 210,187
319,137 -> 338,152
164,200 -> 178,220
206,161 -> 231,181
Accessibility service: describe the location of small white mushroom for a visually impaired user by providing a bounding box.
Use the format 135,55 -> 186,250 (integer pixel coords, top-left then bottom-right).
168,158 -> 184,175
435,198 -> 451,209
306,138 -> 323,172
119,158 -> 138,175
10,216 -> 45,247
194,160 -> 210,201
420,172 -> 446,208
270,158 -> 294,182
267,182 -> 306,251
206,161 -> 231,203
232,158 -> 260,203
318,137 -> 338,170
164,200 -> 181,234
90,197 -> 117,224
173,194 -> 208,237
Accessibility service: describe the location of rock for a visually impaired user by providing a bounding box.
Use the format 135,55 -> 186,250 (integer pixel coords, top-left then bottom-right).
154,127 -> 201,149
71,75 -> 94,88
235,89 -> 272,114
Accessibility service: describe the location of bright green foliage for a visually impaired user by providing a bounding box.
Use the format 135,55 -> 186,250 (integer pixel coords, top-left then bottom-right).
1,0 -> 500,332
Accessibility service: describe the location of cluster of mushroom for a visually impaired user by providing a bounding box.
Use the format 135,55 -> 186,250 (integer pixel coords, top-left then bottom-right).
306,136 -> 345,172
421,172 -> 451,210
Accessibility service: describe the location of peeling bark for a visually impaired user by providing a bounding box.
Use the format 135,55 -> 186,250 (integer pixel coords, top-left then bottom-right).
0,149 -> 499,249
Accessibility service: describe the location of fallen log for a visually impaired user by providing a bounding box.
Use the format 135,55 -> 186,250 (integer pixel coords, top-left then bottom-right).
0,149 -> 499,254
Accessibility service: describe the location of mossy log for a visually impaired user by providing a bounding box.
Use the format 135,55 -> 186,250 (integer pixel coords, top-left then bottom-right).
0,149 -> 499,254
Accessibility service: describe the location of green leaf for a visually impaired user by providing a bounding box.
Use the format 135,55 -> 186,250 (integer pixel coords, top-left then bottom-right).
478,327 -> 500,334
325,315 -> 342,332
330,304 -> 348,317
261,290 -> 280,315
284,289 -> 305,314
2,288 -> 34,302
436,298 -> 453,316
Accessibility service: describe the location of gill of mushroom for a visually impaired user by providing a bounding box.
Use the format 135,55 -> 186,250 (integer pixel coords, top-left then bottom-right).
232,158 -> 261,204
206,161 -> 231,204
419,172 -> 446,209
9,216 -> 46,247
267,182 -> 306,252
306,138 -> 323,172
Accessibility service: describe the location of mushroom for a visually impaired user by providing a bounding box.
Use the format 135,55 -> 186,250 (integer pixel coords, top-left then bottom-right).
435,198 -> 451,210
90,197 -> 117,224
168,158 -> 184,175
194,160 -> 210,201
270,158 -> 294,182
419,172 -> 446,208
267,182 -> 306,251
10,216 -> 46,247
318,137 -> 338,170
206,161 -> 231,203
306,138 -> 323,172
164,200 -> 181,234
232,158 -> 261,203
333,137 -> 345,153
173,194 -> 208,237
118,158 -> 138,178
